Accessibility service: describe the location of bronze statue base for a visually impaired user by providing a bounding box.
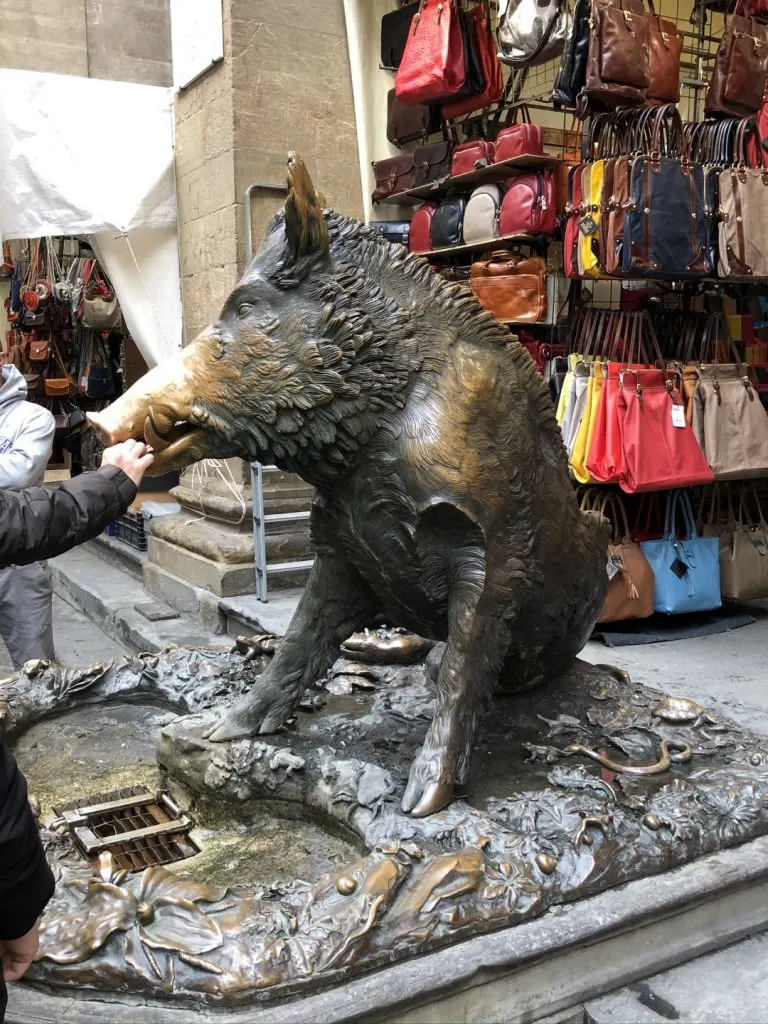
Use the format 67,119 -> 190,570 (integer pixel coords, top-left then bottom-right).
3,642 -> 768,1020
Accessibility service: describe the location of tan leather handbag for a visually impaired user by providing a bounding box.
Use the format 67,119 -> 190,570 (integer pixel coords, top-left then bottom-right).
581,490 -> 655,622
470,251 -> 547,323
692,362 -> 768,480
700,484 -> 768,601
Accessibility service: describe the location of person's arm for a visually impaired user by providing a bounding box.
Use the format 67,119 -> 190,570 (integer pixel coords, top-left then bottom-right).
0,440 -> 154,569
0,407 -> 54,489
0,744 -> 54,954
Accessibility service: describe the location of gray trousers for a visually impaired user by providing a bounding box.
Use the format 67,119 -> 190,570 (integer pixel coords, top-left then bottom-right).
0,562 -> 55,669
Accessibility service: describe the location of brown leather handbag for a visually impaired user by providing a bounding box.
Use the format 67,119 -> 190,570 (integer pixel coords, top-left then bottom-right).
470,251 -> 547,323
372,154 -> 415,200
386,90 -> 441,148
705,13 -> 768,117
583,0 -> 650,110
412,140 -> 453,187
646,13 -> 682,104
585,491 -> 655,623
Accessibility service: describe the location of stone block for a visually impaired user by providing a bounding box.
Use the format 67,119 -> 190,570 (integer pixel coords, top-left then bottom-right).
143,560 -> 226,633
0,0 -> 88,76
85,0 -> 172,85
150,513 -> 254,564
148,535 -> 256,597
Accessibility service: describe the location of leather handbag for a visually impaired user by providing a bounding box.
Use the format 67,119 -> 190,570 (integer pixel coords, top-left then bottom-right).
24,372 -> 43,396
494,109 -> 544,161
372,154 -> 415,200
451,139 -> 496,176
705,11 -> 768,117
582,491 -> 655,622
442,2 -> 504,118
497,0 -> 568,68
641,490 -> 722,614
28,335 -> 50,362
449,4 -> 488,103
715,485 -> 768,602
387,90 -> 441,147
409,201 -> 438,253
622,108 -> 710,279
718,121 -> 768,279
381,2 -> 419,70
430,196 -> 466,248
583,0 -> 650,111
463,184 -> 502,243
499,171 -> 557,235
470,251 -> 547,322
413,140 -> 453,186
395,0 -> 467,105
371,221 -> 410,245
646,13 -> 682,105
552,0 -> 591,106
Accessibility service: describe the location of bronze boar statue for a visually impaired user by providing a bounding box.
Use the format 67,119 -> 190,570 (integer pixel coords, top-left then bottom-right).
90,154 -> 609,817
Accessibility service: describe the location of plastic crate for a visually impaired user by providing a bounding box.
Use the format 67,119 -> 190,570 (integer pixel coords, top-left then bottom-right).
114,511 -> 148,551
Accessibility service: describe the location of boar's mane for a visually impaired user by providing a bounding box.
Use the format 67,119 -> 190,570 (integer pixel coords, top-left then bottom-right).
237,207 -> 560,485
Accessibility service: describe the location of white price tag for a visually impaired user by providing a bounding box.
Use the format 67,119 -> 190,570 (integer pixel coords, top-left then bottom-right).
671,404 -> 686,428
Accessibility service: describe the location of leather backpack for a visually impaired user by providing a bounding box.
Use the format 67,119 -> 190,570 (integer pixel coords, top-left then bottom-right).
430,196 -> 466,249
381,2 -> 419,70
387,90 -> 441,147
499,172 -> 557,236
463,184 -> 502,244
412,140 -> 453,187
409,202 -> 438,254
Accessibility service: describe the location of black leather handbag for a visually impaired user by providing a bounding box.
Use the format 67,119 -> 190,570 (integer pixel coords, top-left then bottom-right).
380,2 -> 419,70
430,196 -> 466,249
387,90 -> 441,147
551,0 -> 590,106
412,141 -> 454,187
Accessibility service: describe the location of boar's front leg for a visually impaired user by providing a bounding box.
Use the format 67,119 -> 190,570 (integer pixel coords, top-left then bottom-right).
206,554 -> 375,741
402,504 -> 511,817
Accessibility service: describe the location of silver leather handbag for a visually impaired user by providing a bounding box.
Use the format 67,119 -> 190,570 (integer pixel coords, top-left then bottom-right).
463,184 -> 502,244
497,0 -> 568,68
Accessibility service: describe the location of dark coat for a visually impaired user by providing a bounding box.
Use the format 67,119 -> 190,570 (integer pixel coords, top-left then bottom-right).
0,466 -> 136,1016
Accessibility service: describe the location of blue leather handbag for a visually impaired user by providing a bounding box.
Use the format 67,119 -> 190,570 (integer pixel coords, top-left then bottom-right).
641,490 -> 722,614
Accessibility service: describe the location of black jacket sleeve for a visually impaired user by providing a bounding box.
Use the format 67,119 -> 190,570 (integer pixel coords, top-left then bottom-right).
0,465 -> 137,941
0,465 -> 137,569
0,744 -> 55,941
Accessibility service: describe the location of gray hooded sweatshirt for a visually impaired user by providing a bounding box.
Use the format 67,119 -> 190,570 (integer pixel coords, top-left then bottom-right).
0,364 -> 55,488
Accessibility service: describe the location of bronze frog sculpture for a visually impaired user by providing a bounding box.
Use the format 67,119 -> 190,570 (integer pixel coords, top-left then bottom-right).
89,154 -> 608,817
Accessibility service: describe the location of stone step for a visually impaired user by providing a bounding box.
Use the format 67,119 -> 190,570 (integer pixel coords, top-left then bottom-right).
219,589 -> 303,638
262,494 -> 313,517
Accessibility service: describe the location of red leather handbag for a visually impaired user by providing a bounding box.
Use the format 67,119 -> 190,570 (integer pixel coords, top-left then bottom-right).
494,108 -> 544,162
617,368 -> 715,493
442,2 -> 504,118
395,0 -> 467,105
451,139 -> 496,176
409,202 -> 438,253
563,165 -> 585,279
499,172 -> 557,236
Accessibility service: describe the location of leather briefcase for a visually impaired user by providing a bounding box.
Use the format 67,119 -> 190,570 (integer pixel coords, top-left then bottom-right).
409,202 -> 438,253
413,140 -> 453,186
387,90 -> 440,147
430,196 -> 466,248
451,139 -> 496,176
499,172 -> 557,235
583,0 -> 650,110
381,2 -> 419,70
395,0 -> 467,105
470,251 -> 547,322
372,154 -> 415,200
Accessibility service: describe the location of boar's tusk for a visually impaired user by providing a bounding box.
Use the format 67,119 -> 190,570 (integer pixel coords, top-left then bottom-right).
144,413 -> 171,452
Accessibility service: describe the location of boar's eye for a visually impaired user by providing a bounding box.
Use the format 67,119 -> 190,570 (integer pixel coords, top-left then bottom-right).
238,303 -> 254,319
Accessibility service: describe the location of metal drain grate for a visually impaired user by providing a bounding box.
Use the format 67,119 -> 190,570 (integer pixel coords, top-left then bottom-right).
52,785 -> 200,873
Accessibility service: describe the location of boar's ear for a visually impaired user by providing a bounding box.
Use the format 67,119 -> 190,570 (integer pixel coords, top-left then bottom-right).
284,152 -> 329,264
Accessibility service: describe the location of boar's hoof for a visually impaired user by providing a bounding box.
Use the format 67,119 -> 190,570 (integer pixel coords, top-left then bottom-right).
204,689 -> 292,742
402,754 -> 455,817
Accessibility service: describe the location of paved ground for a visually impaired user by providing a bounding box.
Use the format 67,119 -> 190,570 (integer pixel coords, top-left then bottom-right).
4,578 -> 768,1021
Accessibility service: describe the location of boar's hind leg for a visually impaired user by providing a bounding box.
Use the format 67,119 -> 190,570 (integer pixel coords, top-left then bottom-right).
206,555 -> 376,742
402,504 -> 511,817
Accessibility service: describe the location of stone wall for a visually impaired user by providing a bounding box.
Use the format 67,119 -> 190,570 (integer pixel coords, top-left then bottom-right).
0,0 -> 171,86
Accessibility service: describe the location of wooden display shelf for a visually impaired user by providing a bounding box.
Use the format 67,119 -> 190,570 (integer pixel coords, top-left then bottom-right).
414,233 -> 549,261
375,153 -> 559,207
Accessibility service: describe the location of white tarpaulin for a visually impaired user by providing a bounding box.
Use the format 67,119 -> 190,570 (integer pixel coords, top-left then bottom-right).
0,69 -> 182,366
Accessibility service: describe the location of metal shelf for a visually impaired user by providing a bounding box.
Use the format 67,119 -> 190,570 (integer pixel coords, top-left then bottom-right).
375,154 -> 559,207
